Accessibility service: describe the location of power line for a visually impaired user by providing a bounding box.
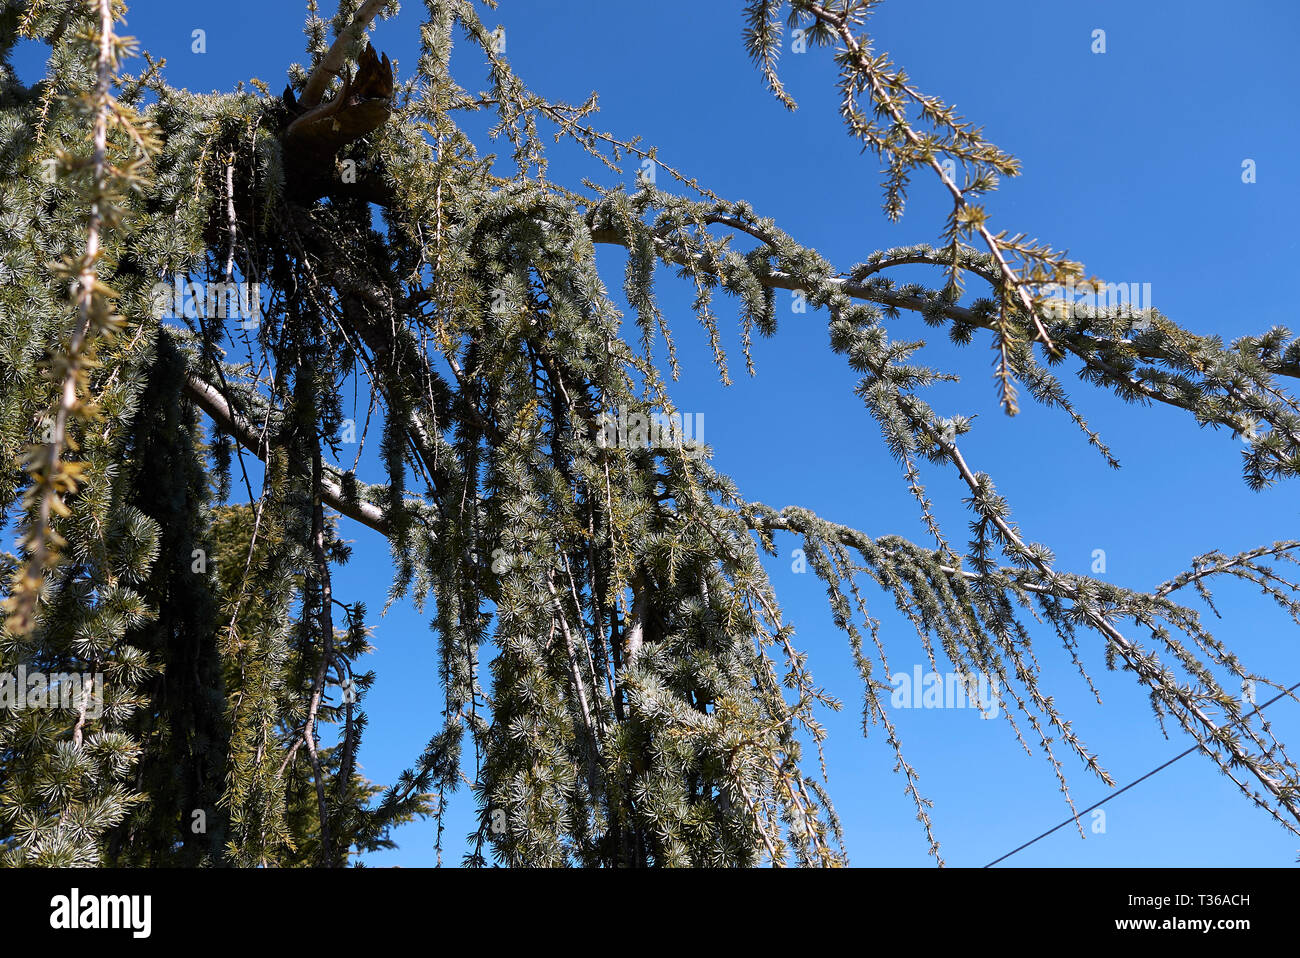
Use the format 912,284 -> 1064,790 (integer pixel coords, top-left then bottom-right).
984,679 -> 1300,868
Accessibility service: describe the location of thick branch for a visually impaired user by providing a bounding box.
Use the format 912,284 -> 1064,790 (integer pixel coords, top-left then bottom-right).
298,0 -> 392,111
588,223 -> 1300,382
184,374 -> 391,535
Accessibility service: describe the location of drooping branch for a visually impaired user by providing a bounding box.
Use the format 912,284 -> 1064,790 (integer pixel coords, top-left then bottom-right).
590,218 -> 1299,383
155,0 -> 1300,864
259,15 -> 1300,475
187,359 -> 1299,665
930,425 -> 1300,830
584,207 -> 1300,483
749,504 -> 1300,607
4,0 -> 156,636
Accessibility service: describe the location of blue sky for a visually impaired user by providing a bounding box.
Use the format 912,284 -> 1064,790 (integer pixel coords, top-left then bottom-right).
14,0 -> 1300,866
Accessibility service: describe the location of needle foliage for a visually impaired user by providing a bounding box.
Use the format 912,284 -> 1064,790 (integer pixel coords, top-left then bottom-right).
1,0 -> 1298,867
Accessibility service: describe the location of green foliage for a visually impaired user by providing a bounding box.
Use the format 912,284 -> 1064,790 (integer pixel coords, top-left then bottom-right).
0,0 -> 1298,868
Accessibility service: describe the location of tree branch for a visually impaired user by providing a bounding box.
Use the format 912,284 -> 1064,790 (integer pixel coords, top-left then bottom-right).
183,374 -> 391,535
298,0 -> 392,111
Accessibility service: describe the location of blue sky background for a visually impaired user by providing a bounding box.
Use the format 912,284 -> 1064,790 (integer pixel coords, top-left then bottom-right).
14,0 -> 1300,866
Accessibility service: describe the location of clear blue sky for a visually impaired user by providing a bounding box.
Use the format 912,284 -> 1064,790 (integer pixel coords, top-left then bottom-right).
14,0 -> 1300,866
